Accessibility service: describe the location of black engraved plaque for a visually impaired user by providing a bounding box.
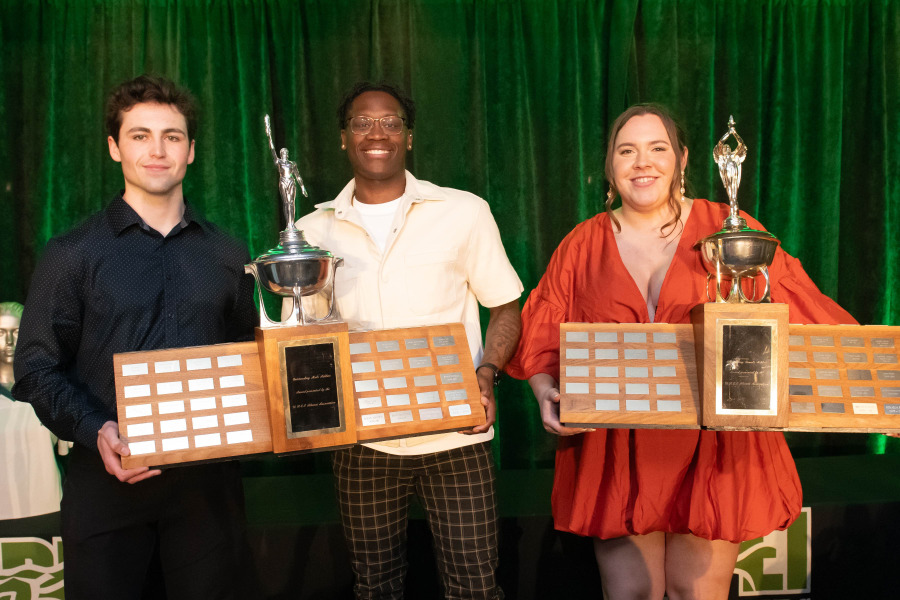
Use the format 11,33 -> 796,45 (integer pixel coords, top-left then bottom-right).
281,341 -> 343,436
720,324 -> 773,411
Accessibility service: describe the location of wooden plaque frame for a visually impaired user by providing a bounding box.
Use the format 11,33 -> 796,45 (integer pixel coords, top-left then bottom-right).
114,341 -> 272,469
559,323 -> 700,428
349,323 -> 484,442
115,323 -> 484,467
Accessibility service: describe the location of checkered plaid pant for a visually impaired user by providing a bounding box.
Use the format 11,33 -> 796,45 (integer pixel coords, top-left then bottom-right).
332,442 -> 504,600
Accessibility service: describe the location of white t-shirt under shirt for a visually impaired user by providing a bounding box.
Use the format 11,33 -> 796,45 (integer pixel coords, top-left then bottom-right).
352,195 -> 402,253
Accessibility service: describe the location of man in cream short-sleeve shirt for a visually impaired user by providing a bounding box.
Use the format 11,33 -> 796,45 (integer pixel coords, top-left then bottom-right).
293,82 -> 522,599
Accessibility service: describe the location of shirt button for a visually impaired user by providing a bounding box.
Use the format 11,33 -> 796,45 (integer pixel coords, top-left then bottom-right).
382,274 -> 389,283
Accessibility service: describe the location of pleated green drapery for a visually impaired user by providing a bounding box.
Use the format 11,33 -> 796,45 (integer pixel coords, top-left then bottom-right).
1,0 -> 898,468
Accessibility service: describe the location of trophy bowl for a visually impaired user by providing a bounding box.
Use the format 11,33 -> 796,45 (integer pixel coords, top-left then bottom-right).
245,234 -> 344,327
249,250 -> 338,298
698,230 -> 779,278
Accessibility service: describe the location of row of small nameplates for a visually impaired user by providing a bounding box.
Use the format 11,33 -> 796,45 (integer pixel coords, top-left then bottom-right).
569,399 -> 900,415
128,429 -> 254,456
566,347 -> 680,361
349,336 -> 457,354
120,354 -> 243,376
122,374 -> 247,399
790,401 -> 900,415
790,335 -> 895,348
359,404 -> 473,427
351,354 -> 460,373
568,333 -> 897,348
790,351 -> 897,364
354,372 -> 468,393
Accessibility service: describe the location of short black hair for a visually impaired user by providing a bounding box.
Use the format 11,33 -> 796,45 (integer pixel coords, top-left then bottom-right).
105,74 -> 198,142
337,81 -> 416,130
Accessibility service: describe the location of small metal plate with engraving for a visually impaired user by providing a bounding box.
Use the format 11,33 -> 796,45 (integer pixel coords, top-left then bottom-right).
414,375 -> 437,387
382,377 -> 408,390
404,338 -> 428,350
352,361 -> 375,374
595,399 -> 620,411
433,336 -> 455,347
565,331 -> 589,342
376,340 -> 401,353
436,354 -> 459,366
815,369 -> 840,379
350,342 -> 372,355
408,356 -> 432,369
440,372 -> 464,385
848,369 -> 873,380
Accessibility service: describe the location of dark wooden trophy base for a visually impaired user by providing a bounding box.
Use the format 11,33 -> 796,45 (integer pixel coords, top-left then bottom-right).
691,302 -> 789,430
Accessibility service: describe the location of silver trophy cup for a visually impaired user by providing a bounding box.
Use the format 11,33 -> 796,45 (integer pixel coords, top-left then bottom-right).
244,115 -> 343,327
696,117 -> 779,303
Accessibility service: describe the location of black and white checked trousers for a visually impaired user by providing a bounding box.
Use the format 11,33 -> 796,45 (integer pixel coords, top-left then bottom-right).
332,441 -> 504,600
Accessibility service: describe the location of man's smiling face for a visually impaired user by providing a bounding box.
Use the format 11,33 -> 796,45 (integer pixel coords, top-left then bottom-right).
341,91 -> 411,187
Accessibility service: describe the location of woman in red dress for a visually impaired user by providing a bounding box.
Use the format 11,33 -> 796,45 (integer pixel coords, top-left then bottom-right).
506,105 -> 855,599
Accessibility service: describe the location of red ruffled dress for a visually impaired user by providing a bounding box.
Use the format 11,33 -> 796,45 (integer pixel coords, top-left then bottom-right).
507,199 -> 857,542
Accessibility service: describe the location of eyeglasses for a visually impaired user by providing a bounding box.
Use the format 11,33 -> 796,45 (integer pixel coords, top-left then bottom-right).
346,115 -> 407,136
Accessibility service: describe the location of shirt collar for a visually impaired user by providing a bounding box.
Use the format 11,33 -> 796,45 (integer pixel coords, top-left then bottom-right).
107,192 -> 205,236
315,170 -> 446,214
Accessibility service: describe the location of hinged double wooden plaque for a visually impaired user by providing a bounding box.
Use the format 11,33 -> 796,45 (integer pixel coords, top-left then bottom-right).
560,304 -> 900,433
114,323 -> 484,468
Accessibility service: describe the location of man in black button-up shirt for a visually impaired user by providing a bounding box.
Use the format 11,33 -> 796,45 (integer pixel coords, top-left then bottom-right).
14,75 -> 255,599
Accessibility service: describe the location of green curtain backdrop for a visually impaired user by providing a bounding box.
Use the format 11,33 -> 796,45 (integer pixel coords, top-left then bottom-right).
1,0 -> 898,469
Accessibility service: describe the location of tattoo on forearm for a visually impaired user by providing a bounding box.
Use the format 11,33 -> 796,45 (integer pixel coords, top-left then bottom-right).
482,301 -> 522,369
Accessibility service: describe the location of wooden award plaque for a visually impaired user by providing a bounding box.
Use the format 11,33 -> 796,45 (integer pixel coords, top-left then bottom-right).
786,324 -> 900,432
559,323 -> 701,428
115,323 -> 484,467
114,341 -> 273,469
691,303 -> 790,430
348,323 -> 484,442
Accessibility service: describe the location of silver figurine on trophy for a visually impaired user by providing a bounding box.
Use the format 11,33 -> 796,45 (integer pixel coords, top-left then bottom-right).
244,115 -> 343,327
696,116 -> 780,303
